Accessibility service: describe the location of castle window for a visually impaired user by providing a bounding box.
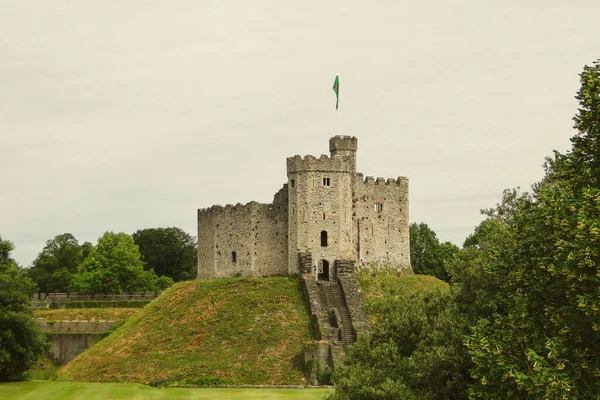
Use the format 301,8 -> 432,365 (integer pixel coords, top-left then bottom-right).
291,179 -> 295,188
323,213 -> 326,220
323,178 -> 330,186
376,203 -> 383,213
231,251 -> 237,263
321,231 -> 328,247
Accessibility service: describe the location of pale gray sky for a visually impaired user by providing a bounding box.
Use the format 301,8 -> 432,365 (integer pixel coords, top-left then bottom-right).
1,1 -> 599,266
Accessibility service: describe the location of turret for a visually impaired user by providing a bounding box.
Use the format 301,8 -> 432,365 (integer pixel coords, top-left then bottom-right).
329,135 -> 357,174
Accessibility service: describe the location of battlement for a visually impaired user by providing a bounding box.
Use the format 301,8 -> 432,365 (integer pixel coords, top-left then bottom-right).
286,153 -> 354,174
198,201 -> 268,216
329,135 -> 358,153
356,173 -> 408,186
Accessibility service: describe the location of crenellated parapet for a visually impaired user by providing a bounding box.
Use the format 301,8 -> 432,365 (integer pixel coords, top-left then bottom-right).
329,135 -> 358,153
355,173 -> 408,186
197,201 -> 267,218
287,154 -> 354,174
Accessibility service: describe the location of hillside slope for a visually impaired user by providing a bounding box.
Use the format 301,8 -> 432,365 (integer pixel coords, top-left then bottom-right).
358,272 -> 449,323
360,273 -> 448,298
60,277 -> 312,386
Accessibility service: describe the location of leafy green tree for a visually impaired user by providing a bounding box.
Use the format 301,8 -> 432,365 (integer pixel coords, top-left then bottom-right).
0,236 -> 47,381
329,285 -> 472,400
70,232 -> 174,294
26,233 -> 84,293
466,60 -> 600,399
409,222 -> 459,281
80,241 -> 93,260
132,227 -> 197,281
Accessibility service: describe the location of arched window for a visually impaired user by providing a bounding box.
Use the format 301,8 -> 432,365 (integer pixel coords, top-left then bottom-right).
321,231 -> 328,247
232,251 -> 237,263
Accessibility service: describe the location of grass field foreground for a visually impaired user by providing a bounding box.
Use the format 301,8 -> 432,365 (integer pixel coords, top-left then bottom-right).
60,277 -> 312,386
0,381 -> 331,400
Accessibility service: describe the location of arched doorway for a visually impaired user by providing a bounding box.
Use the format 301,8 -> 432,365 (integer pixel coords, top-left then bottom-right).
318,259 -> 330,281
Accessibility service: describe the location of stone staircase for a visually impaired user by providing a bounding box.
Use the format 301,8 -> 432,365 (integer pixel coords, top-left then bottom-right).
317,282 -> 356,351
298,255 -> 368,384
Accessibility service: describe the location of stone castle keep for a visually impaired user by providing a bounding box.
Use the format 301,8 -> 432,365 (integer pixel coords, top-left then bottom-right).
197,136 -> 410,279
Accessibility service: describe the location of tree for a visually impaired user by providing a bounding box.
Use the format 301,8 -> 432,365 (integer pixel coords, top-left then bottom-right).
328,285 -> 472,400
0,236 -> 47,381
70,232 -> 173,294
409,223 -> 459,281
132,227 -> 197,281
465,60 -> 600,398
26,233 -> 85,293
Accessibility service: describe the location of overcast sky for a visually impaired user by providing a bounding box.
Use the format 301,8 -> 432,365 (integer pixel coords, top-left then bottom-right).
1,1 -> 599,266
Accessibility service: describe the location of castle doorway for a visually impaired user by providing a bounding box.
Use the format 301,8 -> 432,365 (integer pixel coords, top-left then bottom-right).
318,259 -> 330,281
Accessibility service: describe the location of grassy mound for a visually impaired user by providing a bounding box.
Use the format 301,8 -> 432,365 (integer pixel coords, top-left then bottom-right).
358,272 -> 448,323
359,272 -> 448,300
59,277 -> 312,386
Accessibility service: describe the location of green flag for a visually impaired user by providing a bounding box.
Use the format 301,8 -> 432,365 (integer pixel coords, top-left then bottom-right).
332,75 -> 339,110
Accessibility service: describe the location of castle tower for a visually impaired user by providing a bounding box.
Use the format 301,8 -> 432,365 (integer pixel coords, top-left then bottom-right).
286,136 -> 358,277
329,135 -> 357,174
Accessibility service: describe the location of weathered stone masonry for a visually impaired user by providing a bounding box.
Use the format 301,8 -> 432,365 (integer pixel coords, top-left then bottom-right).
197,135 -> 410,278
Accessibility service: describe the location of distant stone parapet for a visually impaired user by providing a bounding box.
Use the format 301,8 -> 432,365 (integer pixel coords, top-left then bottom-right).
286,154 -> 354,174
329,135 -> 358,153
355,173 -> 408,186
197,201 -> 269,217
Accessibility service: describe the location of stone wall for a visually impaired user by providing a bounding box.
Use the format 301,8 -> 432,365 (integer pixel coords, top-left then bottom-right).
36,319 -> 118,333
31,292 -> 159,307
352,173 -> 410,271
287,154 -> 355,275
46,333 -> 104,365
197,186 -> 288,278
36,320 -> 117,365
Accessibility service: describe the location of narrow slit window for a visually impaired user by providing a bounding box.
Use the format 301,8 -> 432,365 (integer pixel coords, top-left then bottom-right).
323,213 -> 326,220
321,231 -> 328,247
291,179 -> 295,188
323,178 -> 331,186
376,203 -> 383,213
231,251 -> 237,263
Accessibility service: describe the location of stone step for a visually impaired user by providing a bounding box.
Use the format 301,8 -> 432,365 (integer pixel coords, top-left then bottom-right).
314,281 -> 357,349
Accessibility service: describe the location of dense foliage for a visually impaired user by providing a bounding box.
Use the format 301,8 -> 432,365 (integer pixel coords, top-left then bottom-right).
132,227 -> 197,281
465,60 -> 600,399
26,233 -> 91,293
328,274 -> 471,400
0,236 -> 47,381
330,60 -> 600,399
69,232 -> 173,294
409,222 -> 459,281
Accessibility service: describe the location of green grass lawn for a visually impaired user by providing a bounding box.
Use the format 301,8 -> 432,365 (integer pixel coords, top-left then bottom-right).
0,381 -> 331,400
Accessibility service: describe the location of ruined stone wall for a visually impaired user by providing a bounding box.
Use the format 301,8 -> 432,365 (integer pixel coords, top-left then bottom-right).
36,319 -> 118,333
47,333 -> 104,365
287,154 -> 354,275
352,173 -> 410,270
197,186 -> 288,279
